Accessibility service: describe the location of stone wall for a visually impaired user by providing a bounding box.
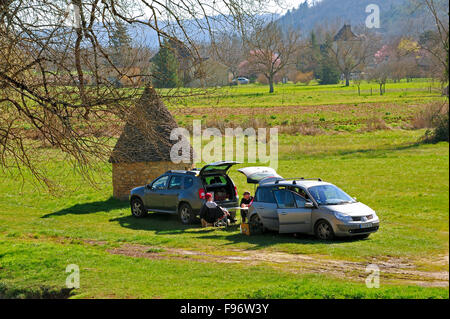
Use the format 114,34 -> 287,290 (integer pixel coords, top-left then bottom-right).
112,161 -> 193,200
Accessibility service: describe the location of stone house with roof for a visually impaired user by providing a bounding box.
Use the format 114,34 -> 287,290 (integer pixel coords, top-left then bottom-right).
109,86 -> 192,199
333,24 -> 358,42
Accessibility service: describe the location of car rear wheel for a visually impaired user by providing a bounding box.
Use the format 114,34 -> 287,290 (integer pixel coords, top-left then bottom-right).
178,202 -> 196,225
131,198 -> 148,218
249,214 -> 264,235
315,220 -> 335,240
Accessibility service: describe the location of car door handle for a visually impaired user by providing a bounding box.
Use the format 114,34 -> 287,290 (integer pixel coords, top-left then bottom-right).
280,212 -> 288,215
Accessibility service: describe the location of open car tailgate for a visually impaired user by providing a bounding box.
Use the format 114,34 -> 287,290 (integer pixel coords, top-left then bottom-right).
200,161 -> 241,176
237,167 -> 282,184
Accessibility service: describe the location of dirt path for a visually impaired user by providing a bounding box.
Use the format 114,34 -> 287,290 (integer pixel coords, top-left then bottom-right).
106,243 -> 449,288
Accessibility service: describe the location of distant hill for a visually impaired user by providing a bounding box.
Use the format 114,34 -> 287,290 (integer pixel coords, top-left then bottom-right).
79,1 -> 446,48
127,13 -> 280,49
277,0 -> 443,37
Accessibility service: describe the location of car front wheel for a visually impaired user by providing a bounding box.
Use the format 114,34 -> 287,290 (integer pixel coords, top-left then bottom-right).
131,198 -> 148,218
315,220 -> 335,240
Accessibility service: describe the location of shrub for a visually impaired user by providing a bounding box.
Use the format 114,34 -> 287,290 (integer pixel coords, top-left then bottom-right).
420,102 -> 449,143
365,117 -> 389,132
256,73 -> 282,85
256,74 -> 268,84
411,103 -> 443,129
433,112 -> 449,142
0,283 -> 73,299
295,71 -> 314,85
424,112 -> 449,143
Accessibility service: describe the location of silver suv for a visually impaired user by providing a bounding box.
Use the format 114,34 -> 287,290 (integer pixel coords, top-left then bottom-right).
239,167 -> 380,240
129,161 -> 240,224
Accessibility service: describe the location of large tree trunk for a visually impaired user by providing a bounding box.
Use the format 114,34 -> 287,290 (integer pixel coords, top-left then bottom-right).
269,76 -> 274,93
345,73 -> 350,86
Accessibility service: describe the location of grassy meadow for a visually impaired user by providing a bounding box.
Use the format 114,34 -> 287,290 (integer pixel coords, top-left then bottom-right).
0,79 -> 448,299
165,79 -> 444,109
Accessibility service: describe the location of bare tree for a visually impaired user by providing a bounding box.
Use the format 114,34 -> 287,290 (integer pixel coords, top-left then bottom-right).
0,0 -> 266,188
368,62 -> 390,96
412,0 -> 449,142
329,25 -> 379,86
386,38 -> 423,82
413,0 -> 449,86
244,21 -> 300,93
211,33 -> 244,81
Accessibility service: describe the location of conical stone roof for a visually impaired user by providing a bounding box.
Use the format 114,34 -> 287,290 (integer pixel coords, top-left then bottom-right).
109,86 -> 188,163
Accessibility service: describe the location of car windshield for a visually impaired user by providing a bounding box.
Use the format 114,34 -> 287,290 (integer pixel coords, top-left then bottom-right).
308,184 -> 355,205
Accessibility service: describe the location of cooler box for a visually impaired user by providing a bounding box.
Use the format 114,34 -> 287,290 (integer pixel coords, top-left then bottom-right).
240,223 -> 250,236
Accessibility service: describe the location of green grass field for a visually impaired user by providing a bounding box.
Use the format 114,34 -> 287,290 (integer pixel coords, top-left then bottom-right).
166,80 -> 446,134
0,79 -> 448,299
165,79 -> 445,109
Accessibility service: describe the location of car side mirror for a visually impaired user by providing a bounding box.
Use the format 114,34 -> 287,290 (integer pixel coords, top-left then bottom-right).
304,201 -> 314,208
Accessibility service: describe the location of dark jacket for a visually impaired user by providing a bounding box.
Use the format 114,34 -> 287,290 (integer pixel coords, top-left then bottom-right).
200,202 -> 224,223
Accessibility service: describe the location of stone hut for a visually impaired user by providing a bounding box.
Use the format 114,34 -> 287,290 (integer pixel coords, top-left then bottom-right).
109,86 -> 192,199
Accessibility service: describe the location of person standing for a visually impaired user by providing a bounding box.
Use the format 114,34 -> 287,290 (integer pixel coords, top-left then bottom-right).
240,191 -> 253,223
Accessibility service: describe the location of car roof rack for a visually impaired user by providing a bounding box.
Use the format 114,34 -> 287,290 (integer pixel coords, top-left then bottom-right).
274,177 -> 322,184
299,177 -> 323,181
165,170 -> 198,175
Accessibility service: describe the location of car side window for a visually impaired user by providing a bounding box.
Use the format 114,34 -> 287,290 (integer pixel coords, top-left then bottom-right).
255,187 -> 276,203
290,186 -> 310,201
293,193 -> 307,208
151,175 -> 169,190
184,176 -> 194,189
274,190 -> 295,209
168,176 -> 183,190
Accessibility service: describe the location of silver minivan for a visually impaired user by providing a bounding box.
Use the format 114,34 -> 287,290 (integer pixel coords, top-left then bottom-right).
238,167 -> 380,240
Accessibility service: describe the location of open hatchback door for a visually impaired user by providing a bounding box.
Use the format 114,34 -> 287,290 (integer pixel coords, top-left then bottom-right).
199,161 -> 241,176
238,167 -> 282,184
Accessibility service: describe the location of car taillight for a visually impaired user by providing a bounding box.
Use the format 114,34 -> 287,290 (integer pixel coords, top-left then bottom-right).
234,186 -> 238,197
248,198 -> 254,207
198,188 -> 206,199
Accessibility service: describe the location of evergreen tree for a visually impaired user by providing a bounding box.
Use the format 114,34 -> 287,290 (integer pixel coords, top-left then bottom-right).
110,21 -> 132,67
151,42 -> 179,88
111,21 -> 131,50
317,59 -> 341,85
316,35 -> 340,85
309,31 -> 322,76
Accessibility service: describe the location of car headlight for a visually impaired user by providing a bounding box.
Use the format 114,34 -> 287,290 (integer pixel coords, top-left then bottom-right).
333,211 -> 353,222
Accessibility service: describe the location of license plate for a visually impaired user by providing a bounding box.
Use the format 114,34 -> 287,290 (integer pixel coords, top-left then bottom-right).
360,223 -> 373,229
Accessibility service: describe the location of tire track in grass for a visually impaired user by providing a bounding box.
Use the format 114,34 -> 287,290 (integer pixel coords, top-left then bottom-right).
104,242 -> 449,288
